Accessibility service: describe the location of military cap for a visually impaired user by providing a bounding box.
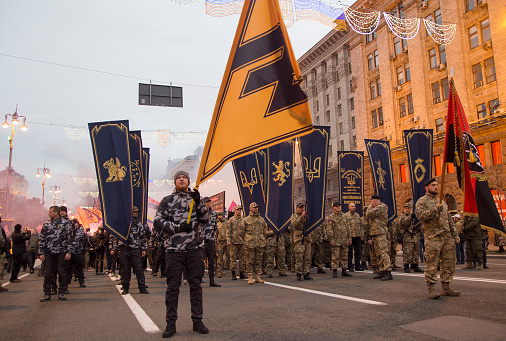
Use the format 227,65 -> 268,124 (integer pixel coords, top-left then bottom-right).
332,201 -> 341,207
234,205 -> 243,211
250,202 -> 259,208
217,211 -> 225,216
203,197 -> 211,202
404,203 -> 411,208
173,170 -> 190,183
296,203 -> 305,208
423,177 -> 437,187
371,195 -> 381,200
133,206 -> 140,212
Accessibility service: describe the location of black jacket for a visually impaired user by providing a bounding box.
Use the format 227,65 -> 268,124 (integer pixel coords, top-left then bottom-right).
11,229 -> 31,255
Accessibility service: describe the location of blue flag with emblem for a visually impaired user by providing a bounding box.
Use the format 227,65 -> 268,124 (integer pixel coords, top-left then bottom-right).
256,149 -> 268,200
129,131 -> 145,224
265,140 -> 294,235
89,120 -> 133,242
299,126 -> 329,236
365,139 -> 397,224
404,129 -> 433,231
232,152 -> 266,217
338,151 -> 364,216
142,148 -> 150,224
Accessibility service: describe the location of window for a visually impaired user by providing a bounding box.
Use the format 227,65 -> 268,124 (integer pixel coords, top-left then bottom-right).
366,31 -> 377,43
325,110 -> 330,122
326,94 -> 330,106
340,140 -> 345,150
472,63 -> 483,88
466,0 -> 476,12
328,144 -> 332,157
429,48 -> 437,69
352,116 -> 356,129
439,45 -> 446,65
434,155 -> 442,176
400,164 -> 407,183
378,107 -> 383,125
368,53 -> 374,71
492,141 -> 502,165
339,122 -> 343,134
337,87 -> 341,99
337,104 -> 342,116
397,66 -> 405,85
348,63 -> 352,74
481,19 -> 491,42
374,50 -> 379,68
405,63 -> 411,82
484,57 -> 496,83
432,82 -> 441,104
394,36 -> 402,55
324,61 -> 327,73
350,80 -> 354,92
477,144 -> 486,168
442,78 -> 449,101
489,99 -> 499,115
352,135 -> 357,147
350,98 -> 354,110
377,78 -> 381,96
370,81 -> 377,99
447,163 -> 455,174
469,26 -> 479,49
477,103 -> 487,119
315,116 -> 320,125
435,117 -> 444,132
316,100 -> 319,112
399,97 -> 407,117
314,69 -> 318,79
372,110 -> 378,128
325,79 -> 329,89
434,8 -> 442,25
391,2 -> 405,19
407,94 -> 414,115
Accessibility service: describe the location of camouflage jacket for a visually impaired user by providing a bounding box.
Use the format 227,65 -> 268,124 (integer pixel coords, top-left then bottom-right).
366,203 -> 388,236
68,224 -> 86,254
362,212 -> 371,240
343,211 -> 363,238
154,189 -> 208,252
117,219 -> 148,250
109,235 -> 119,251
216,219 -> 228,243
291,213 -> 312,244
326,212 -> 351,246
227,215 -> 245,244
415,193 -> 457,240
310,224 -> 325,244
463,216 -> 482,240
242,212 -> 269,249
38,217 -> 71,255
455,221 -> 464,237
202,209 -> 217,242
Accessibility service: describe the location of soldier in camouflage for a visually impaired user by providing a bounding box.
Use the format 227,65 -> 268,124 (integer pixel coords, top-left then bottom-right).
344,203 -> 364,272
38,206 -> 71,302
67,219 -> 87,288
366,195 -> 393,281
416,178 -> 460,299
227,205 -> 246,280
360,206 -> 372,270
242,202 -> 269,284
398,203 -> 423,273
215,212 -> 228,278
327,202 -> 352,278
283,228 -> 294,272
154,170 -> 209,337
201,197 -> 221,287
291,203 -> 313,281
388,221 -> 400,270
463,214 -> 483,269
117,206 -> 149,295
310,223 -> 326,274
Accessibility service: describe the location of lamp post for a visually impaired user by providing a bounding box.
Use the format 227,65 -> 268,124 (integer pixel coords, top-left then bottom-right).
49,185 -> 61,206
36,164 -> 51,207
2,105 -> 28,218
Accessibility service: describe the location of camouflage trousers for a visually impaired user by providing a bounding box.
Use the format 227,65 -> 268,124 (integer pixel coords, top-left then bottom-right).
372,234 -> 391,271
294,241 -> 311,275
285,242 -> 294,271
361,241 -> 371,265
425,234 -> 456,284
322,241 -> 332,266
0,253 -> 5,280
265,238 -> 286,275
216,240 -> 228,275
245,247 -> 265,275
229,244 -> 245,272
331,245 -> 348,270
389,240 -> 398,266
311,242 -> 324,270
402,234 -> 420,265
465,238 -> 483,264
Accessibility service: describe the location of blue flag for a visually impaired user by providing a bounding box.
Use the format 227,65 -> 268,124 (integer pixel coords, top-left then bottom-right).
232,152 -> 266,217
338,151 -> 364,216
299,126 -> 329,236
256,149 -> 268,200
265,140 -> 294,235
89,120 -> 133,242
141,148 -> 150,224
129,131 -> 145,224
404,129 -> 433,231
365,139 -> 397,224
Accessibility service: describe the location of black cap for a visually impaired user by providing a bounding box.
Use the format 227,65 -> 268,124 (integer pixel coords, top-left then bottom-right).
203,197 -> 211,202
332,202 -> 341,207
14,224 -> 22,231
371,195 -> 381,200
296,203 -> 305,208
423,177 -> 437,187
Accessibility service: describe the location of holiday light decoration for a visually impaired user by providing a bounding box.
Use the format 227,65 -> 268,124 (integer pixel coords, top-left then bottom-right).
343,5 -> 381,35
79,191 -> 90,197
154,179 -> 167,187
89,191 -> 99,198
423,19 -> 456,45
73,177 -> 88,185
167,0 -> 197,5
383,12 -> 420,40
64,126 -> 88,140
88,178 -> 98,186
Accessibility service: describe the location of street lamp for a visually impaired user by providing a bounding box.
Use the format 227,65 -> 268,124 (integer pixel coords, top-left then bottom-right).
3,105 -> 28,218
36,164 -> 51,207
49,185 -> 61,206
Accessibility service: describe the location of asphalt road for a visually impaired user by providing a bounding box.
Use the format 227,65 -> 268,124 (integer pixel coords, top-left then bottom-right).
2,253 -> 506,341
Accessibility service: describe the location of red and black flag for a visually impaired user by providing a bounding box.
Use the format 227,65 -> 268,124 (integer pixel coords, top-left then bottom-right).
442,79 -> 505,236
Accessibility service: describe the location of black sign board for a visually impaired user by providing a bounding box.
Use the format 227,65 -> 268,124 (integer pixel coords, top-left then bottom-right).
139,83 -> 183,107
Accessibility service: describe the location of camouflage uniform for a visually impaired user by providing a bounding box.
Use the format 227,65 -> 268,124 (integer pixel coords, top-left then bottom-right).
366,203 -> 391,272
398,212 -> 421,267
242,211 -> 268,275
388,222 -> 398,268
227,215 -> 245,273
327,211 -> 350,270
215,217 -> 228,277
361,211 -> 373,268
67,222 -> 86,286
310,225 -> 325,271
265,230 -> 286,276
463,216 -> 483,266
415,193 -> 457,285
291,213 -> 312,275
283,228 -> 294,271
344,210 -> 363,270
202,209 -> 218,279
118,219 -> 148,292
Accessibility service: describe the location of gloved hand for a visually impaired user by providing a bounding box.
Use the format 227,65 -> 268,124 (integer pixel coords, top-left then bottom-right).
190,189 -> 200,206
437,204 -> 444,212
175,222 -> 192,234
411,213 -> 416,219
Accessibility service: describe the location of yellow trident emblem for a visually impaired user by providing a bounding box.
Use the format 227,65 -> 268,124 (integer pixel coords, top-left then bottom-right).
240,169 -> 258,195
272,160 -> 291,187
103,157 -> 127,182
303,156 -> 321,183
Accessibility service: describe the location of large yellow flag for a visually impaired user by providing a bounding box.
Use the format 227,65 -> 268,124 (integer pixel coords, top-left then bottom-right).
196,0 -> 313,187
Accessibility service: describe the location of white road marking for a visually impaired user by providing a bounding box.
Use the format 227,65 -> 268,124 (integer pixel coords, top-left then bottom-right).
264,281 -> 388,306
366,270 -> 506,284
2,273 -> 30,286
114,284 -> 160,333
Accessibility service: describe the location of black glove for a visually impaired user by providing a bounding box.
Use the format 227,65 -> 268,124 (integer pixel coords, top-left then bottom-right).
411,213 -> 416,219
175,222 -> 192,234
190,189 -> 200,206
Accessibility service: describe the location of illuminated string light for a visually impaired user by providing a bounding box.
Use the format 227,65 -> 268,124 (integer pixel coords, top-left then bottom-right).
73,177 -> 88,185
167,0 -> 198,5
64,126 -> 88,140
423,19 -> 456,45
88,178 -> 98,186
79,191 -> 90,197
383,12 -> 420,40
89,191 -> 99,198
343,5 -> 381,35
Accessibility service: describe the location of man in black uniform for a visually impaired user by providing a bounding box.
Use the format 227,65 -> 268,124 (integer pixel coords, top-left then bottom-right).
154,170 -> 209,338
202,197 -> 221,287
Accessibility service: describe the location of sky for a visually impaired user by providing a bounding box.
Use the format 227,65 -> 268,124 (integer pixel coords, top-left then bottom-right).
0,0 -> 335,212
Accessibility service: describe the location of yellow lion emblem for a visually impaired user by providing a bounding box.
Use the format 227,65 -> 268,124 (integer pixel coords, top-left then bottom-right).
103,157 -> 127,182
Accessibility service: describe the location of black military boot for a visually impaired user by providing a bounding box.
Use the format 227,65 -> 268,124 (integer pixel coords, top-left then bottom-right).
163,323 -> 176,338
332,269 -> 338,278
193,320 -> 209,334
381,271 -> 393,281
209,275 -> 221,287
361,262 -> 369,270
304,273 -> 313,280
411,264 -> 423,273
239,271 -> 247,279
404,264 -> 411,273
348,267 -> 355,272
373,271 -> 385,279
342,269 -> 352,277
355,265 -> 364,271
231,271 -> 237,280
297,274 -> 303,281
317,268 -> 326,274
